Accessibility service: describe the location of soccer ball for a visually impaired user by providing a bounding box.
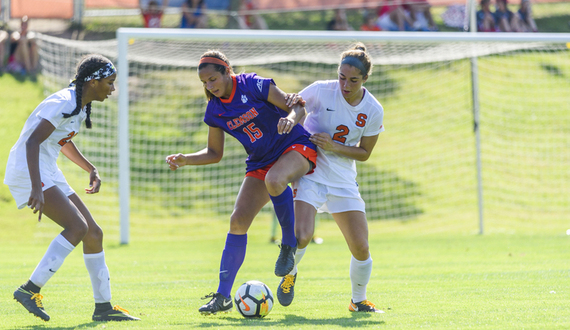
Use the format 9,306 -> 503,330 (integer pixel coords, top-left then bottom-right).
234,280 -> 274,318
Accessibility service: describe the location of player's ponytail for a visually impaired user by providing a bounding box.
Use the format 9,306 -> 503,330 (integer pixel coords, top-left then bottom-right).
65,54 -> 115,129
339,42 -> 373,78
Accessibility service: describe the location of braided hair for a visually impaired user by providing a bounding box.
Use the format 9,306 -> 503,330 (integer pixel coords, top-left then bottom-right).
64,54 -> 114,129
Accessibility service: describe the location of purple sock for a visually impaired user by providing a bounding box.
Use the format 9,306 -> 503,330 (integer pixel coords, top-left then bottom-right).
217,233 -> 247,298
270,186 -> 297,248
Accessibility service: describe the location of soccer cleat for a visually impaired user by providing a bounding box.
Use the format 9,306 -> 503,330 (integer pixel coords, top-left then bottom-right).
13,286 -> 50,321
276,273 -> 296,306
274,244 -> 296,277
349,299 -> 385,313
198,292 -> 233,315
92,305 -> 140,321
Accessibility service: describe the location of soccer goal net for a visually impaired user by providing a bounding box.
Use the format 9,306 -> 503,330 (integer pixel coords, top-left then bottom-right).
37,30 -> 570,243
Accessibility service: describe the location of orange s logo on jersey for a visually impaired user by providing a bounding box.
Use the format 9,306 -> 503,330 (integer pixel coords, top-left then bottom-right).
356,113 -> 368,127
58,131 -> 77,146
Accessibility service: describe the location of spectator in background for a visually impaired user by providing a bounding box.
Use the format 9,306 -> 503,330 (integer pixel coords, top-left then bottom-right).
0,27 -> 8,72
360,12 -> 381,31
237,0 -> 268,30
140,0 -> 169,28
494,0 -> 522,32
327,8 -> 353,31
181,0 -> 208,29
477,0 -> 496,32
7,16 -> 39,75
407,0 -> 438,31
376,0 -> 414,31
518,0 -> 537,32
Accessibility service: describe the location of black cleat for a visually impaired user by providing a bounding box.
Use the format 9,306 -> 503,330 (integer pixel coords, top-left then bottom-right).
199,292 -> 233,315
274,244 -> 296,277
349,299 -> 385,313
277,273 -> 296,306
92,305 -> 140,321
13,286 -> 50,321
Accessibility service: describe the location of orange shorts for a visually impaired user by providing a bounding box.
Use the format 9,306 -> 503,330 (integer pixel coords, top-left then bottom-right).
246,144 -> 317,181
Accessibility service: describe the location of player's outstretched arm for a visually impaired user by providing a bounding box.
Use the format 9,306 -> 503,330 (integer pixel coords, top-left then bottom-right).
166,126 -> 225,170
61,141 -> 101,194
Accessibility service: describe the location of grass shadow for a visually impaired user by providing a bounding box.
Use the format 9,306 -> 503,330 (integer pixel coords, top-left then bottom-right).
6,71 -> 38,83
358,165 -> 423,221
196,311 -> 385,328
535,15 -> 570,33
540,63 -> 565,78
5,321 -> 100,330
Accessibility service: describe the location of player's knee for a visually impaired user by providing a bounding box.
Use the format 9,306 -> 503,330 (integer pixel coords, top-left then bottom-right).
68,219 -> 89,242
352,243 -> 370,261
229,212 -> 251,234
84,223 -> 104,244
264,175 -> 287,197
295,230 -> 313,248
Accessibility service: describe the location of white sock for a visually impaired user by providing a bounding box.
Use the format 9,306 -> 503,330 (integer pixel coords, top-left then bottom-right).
84,251 -> 112,303
350,255 -> 372,303
289,246 -> 307,275
30,234 -> 75,287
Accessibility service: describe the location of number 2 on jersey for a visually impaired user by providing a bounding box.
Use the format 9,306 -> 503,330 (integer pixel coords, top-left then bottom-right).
243,123 -> 263,143
332,114 -> 368,144
58,131 -> 77,146
332,125 -> 349,143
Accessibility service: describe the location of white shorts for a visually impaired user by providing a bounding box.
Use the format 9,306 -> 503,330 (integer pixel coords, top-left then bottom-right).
292,176 -> 365,214
7,169 -> 75,209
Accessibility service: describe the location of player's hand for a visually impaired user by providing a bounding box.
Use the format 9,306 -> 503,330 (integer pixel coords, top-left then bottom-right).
309,132 -> 336,151
27,187 -> 44,222
277,117 -> 295,135
166,153 -> 185,170
285,93 -> 305,107
85,168 -> 101,194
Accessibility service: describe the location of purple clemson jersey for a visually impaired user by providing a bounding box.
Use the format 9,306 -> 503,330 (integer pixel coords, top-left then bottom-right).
204,73 -> 315,172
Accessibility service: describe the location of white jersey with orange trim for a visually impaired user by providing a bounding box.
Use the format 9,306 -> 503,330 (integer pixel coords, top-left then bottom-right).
4,87 -> 86,185
299,80 -> 384,189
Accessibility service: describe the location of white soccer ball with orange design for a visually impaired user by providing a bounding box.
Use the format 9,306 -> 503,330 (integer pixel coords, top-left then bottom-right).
234,280 -> 274,318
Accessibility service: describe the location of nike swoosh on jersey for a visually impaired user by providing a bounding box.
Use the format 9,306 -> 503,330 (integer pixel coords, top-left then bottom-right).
326,108 -> 335,111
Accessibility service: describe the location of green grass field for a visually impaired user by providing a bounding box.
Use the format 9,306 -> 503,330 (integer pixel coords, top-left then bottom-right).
1,62 -> 570,329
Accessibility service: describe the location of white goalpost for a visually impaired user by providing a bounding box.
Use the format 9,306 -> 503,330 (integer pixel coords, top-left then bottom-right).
37,29 -> 570,244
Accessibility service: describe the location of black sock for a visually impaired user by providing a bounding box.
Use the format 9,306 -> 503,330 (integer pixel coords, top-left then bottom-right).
95,302 -> 113,313
22,280 -> 41,293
